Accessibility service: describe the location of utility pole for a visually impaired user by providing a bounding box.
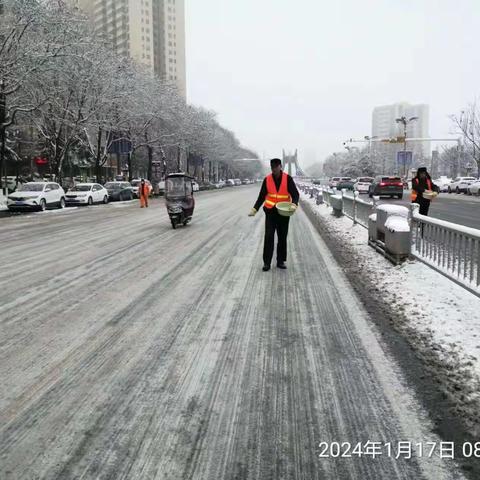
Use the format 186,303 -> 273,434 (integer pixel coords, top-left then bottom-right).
395,116 -> 418,178
0,79 -> 6,197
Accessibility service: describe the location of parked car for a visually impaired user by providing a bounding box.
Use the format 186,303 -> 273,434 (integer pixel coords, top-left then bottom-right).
368,176 -> 404,199
329,177 -> 341,188
448,177 -> 477,194
336,177 -> 355,190
130,179 -> 153,198
233,178 -> 242,186
104,181 -> 134,201
354,177 -> 374,193
226,179 -> 235,187
214,180 -> 225,189
7,182 -> 66,211
433,176 -> 452,193
65,183 -> 109,206
467,179 -> 480,195
192,180 -> 200,192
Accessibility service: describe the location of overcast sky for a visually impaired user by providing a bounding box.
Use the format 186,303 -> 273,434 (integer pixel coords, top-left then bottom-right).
186,0 -> 478,167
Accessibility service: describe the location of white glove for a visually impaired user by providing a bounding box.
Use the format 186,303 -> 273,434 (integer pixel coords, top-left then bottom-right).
248,208 -> 257,217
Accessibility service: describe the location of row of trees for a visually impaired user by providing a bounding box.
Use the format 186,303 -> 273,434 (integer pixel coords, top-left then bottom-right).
0,0 -> 259,189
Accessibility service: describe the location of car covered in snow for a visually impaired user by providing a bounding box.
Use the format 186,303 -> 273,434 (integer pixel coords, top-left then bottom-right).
7,182 -> 66,211
448,177 -> 476,194
328,177 -> 341,188
433,177 -> 452,193
65,183 -> 109,205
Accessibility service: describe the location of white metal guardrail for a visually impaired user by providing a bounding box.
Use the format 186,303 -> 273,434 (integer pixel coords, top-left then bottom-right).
410,204 -> 480,295
299,182 -> 480,296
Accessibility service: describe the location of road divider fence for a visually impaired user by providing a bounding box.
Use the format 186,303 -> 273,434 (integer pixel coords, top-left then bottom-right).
299,183 -> 480,297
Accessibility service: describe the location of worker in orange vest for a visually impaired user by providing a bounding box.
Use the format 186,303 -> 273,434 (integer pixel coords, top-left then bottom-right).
248,158 -> 299,271
139,179 -> 149,208
411,167 -> 439,215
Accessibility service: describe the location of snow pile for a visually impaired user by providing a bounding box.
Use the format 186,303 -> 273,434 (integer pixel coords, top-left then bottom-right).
376,204 -> 409,218
384,215 -> 410,233
302,193 -> 480,434
369,213 -> 377,221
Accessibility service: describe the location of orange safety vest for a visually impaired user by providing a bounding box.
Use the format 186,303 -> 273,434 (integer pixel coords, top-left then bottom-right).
411,178 -> 432,201
264,172 -> 292,209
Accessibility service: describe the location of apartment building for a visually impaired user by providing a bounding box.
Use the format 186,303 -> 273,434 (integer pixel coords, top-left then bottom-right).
68,0 -> 186,98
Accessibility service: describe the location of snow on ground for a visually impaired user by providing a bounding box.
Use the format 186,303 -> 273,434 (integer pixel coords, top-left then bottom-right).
302,192 -> 480,434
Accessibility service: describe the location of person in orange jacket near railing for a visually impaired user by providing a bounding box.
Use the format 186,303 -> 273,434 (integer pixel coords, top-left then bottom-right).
411,166 -> 439,216
139,179 -> 149,208
248,158 -> 299,271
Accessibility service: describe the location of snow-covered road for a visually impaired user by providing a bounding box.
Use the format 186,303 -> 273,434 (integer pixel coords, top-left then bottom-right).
0,187 -> 466,479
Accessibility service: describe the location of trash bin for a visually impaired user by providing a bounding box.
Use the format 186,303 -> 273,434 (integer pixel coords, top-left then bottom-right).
376,204 -> 408,240
330,195 -> 343,217
316,192 -> 324,205
384,215 -> 411,256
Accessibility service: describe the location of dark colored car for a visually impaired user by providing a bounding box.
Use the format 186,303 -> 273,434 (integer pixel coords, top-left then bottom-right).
368,176 -> 404,199
104,181 -> 134,201
336,177 -> 355,190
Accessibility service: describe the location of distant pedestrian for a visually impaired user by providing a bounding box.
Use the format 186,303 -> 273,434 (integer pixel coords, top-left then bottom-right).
139,178 -> 149,208
411,166 -> 439,216
248,158 -> 299,271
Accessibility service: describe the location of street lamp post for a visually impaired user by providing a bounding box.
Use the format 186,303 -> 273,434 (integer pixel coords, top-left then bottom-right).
395,116 -> 418,178
0,79 -> 6,197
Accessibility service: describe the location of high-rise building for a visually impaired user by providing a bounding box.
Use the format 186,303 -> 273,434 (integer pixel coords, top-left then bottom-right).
68,0 -> 186,98
372,102 -> 430,161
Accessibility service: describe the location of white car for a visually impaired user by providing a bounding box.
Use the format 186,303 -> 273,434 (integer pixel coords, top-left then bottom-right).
7,182 -> 66,211
226,179 -> 235,187
467,180 -> 480,195
448,177 -> 476,194
329,177 -> 341,188
354,176 -> 374,193
65,183 -> 109,205
192,180 -> 200,192
433,177 -> 452,193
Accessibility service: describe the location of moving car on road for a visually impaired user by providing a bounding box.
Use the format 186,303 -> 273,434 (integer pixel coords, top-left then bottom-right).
336,177 -> 355,190
104,181 -> 134,201
354,177 -> 374,193
448,177 -> 476,194
368,176 -> 404,199
467,179 -> 480,196
65,183 -> 109,206
328,177 -> 341,188
7,182 -> 66,211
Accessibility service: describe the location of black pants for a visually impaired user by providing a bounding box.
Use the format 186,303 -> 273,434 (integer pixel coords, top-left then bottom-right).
413,198 -> 430,215
263,210 -> 290,266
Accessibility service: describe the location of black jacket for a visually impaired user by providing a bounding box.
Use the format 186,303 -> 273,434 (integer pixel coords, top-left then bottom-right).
253,173 -> 300,213
412,175 -> 439,200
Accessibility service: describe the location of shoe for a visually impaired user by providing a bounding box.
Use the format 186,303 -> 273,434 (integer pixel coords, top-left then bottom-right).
277,262 -> 287,269
262,265 -> 271,272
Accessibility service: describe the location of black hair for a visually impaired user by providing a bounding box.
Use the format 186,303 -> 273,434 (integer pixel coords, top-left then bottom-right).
270,158 -> 282,167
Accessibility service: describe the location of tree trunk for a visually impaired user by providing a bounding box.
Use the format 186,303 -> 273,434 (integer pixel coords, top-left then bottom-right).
96,127 -> 102,183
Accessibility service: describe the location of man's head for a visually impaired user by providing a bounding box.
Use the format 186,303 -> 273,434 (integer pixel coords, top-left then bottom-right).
270,158 -> 282,177
417,167 -> 427,179
141,178 -> 145,184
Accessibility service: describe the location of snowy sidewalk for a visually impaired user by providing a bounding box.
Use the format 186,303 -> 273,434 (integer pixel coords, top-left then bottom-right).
301,193 -> 480,435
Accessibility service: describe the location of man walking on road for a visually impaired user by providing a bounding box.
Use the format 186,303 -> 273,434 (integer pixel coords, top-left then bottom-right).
139,179 -> 149,208
248,158 -> 299,271
411,166 -> 439,216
